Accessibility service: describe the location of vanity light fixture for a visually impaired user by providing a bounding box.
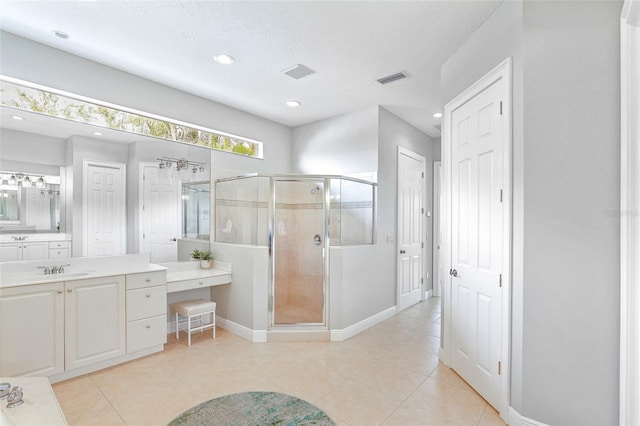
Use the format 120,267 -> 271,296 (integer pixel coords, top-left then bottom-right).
2,191 -> 8,198
286,100 -> 301,107
433,112 -> 443,118
36,177 -> 45,188
213,54 -> 235,65
10,115 -> 24,121
157,157 -> 205,173
8,175 -> 17,186
23,176 -> 32,187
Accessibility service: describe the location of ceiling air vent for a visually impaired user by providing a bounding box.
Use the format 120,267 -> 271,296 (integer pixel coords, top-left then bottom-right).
377,71 -> 408,85
282,64 -> 315,80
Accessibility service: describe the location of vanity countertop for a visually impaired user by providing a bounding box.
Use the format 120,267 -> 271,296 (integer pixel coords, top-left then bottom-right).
0,254 -> 167,289
0,233 -> 71,243
0,377 -> 67,426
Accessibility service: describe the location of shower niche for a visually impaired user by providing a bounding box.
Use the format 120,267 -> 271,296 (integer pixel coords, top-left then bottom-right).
214,174 -> 376,331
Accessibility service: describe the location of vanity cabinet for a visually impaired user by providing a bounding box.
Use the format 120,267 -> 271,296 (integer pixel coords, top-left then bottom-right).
0,282 -> 65,377
125,271 -> 167,354
0,241 -> 49,262
65,276 -> 126,370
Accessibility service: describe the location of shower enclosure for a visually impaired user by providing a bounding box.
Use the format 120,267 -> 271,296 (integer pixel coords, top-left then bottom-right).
215,174 -> 376,330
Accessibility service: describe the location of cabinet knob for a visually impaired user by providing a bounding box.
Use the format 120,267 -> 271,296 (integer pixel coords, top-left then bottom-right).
146,324 -> 151,329
67,289 -> 72,293
145,278 -> 151,282
57,290 -> 63,294
146,293 -> 151,298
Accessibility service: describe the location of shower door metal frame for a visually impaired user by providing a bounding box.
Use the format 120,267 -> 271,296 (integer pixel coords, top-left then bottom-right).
268,176 -> 330,329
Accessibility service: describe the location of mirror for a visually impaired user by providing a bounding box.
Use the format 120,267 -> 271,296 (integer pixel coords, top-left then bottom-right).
182,181 -> 210,240
0,108 -> 211,263
0,172 -> 61,232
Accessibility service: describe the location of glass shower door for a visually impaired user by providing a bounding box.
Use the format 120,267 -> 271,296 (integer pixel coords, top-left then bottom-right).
272,179 -> 326,325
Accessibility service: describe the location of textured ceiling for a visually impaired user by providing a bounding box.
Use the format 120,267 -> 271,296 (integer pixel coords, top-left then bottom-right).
0,1 -> 502,138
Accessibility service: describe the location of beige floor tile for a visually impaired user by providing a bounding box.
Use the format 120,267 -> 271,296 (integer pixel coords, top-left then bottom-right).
351,358 -> 428,400
429,364 -> 476,392
341,333 -> 398,360
403,378 -> 487,425
362,324 -> 416,346
53,376 -> 124,426
381,346 -> 440,376
401,334 -> 441,355
315,380 -> 402,426
478,405 -> 506,426
381,402 -> 463,426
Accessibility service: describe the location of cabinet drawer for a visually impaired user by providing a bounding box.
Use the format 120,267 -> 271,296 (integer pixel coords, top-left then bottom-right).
126,271 -> 166,290
126,286 -> 166,321
49,241 -> 70,250
167,274 -> 231,293
49,248 -> 70,259
127,315 -> 166,353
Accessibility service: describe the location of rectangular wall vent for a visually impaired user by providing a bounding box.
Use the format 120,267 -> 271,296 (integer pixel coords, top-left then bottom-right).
377,71 -> 408,85
282,64 -> 315,80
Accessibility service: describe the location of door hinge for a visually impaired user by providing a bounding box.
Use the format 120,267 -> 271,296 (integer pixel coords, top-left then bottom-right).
499,189 -> 503,203
499,274 -> 502,287
143,233 -> 145,239
498,361 -> 502,375
421,242 -> 424,248
143,174 -> 145,181
143,204 -> 145,210
500,101 -> 503,115
422,172 -> 425,178
422,208 -> 425,214
421,278 -> 424,284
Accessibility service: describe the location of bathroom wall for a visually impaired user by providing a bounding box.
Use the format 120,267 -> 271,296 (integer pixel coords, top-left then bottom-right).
291,107 -> 378,175
0,31 -> 293,177
440,1 -> 621,423
0,128 -> 67,169
378,107 -> 435,294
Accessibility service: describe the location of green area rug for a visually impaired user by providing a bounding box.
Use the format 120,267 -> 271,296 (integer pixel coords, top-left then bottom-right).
168,391 -> 336,426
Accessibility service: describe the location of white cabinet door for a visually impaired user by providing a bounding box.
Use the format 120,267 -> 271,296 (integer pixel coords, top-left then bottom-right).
0,243 -> 21,262
65,276 -> 125,370
0,282 -> 64,377
22,241 -> 49,260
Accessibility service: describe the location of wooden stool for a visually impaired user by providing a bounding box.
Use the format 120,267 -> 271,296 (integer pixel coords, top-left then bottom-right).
171,299 -> 216,346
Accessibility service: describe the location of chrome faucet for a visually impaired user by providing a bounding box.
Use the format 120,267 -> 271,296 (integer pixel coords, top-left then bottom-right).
58,264 -> 71,273
37,266 -> 52,275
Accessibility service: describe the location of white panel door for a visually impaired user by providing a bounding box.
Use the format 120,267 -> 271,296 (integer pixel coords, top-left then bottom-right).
85,162 -> 125,257
397,148 -> 425,311
0,282 -> 64,377
451,78 -> 505,409
141,165 -> 179,263
65,276 -> 125,370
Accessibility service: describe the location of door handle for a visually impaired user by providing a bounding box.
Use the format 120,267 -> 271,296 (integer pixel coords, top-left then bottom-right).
313,234 -> 322,245
449,269 -> 459,277
170,238 -> 177,241
400,250 -> 406,254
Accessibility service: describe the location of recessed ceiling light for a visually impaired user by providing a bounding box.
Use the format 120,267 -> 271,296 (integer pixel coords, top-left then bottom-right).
433,112 -> 443,118
286,100 -> 301,107
92,131 -> 103,136
10,115 -> 24,120
53,30 -> 69,39
213,54 -> 235,65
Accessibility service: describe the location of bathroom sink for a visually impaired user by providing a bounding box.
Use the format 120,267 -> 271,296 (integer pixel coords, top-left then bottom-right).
57,272 -> 90,278
3,271 -> 91,284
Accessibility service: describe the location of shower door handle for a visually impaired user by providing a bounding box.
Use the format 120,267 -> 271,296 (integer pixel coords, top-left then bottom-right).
313,234 -> 322,245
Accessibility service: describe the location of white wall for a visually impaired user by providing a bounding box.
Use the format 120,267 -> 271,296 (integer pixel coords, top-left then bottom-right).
0,129 -> 67,169
0,31 -> 293,176
378,107 -> 435,292
291,107 -> 378,175
441,1 -> 621,424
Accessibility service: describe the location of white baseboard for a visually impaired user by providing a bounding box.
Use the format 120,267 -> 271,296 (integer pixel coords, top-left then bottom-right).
330,306 -> 397,341
509,407 -> 548,426
424,289 -> 433,299
215,315 -> 267,343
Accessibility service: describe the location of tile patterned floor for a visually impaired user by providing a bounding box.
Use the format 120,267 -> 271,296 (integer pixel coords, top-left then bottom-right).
53,297 -> 506,426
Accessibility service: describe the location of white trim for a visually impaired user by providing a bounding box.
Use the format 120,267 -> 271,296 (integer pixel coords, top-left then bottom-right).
330,306 -> 396,341
424,289 -> 433,300
82,159 -> 126,257
397,146 -> 427,312
215,315 -> 267,343
432,161 -> 442,298
508,407 -> 549,426
441,57 -> 512,420
620,1 -> 640,425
